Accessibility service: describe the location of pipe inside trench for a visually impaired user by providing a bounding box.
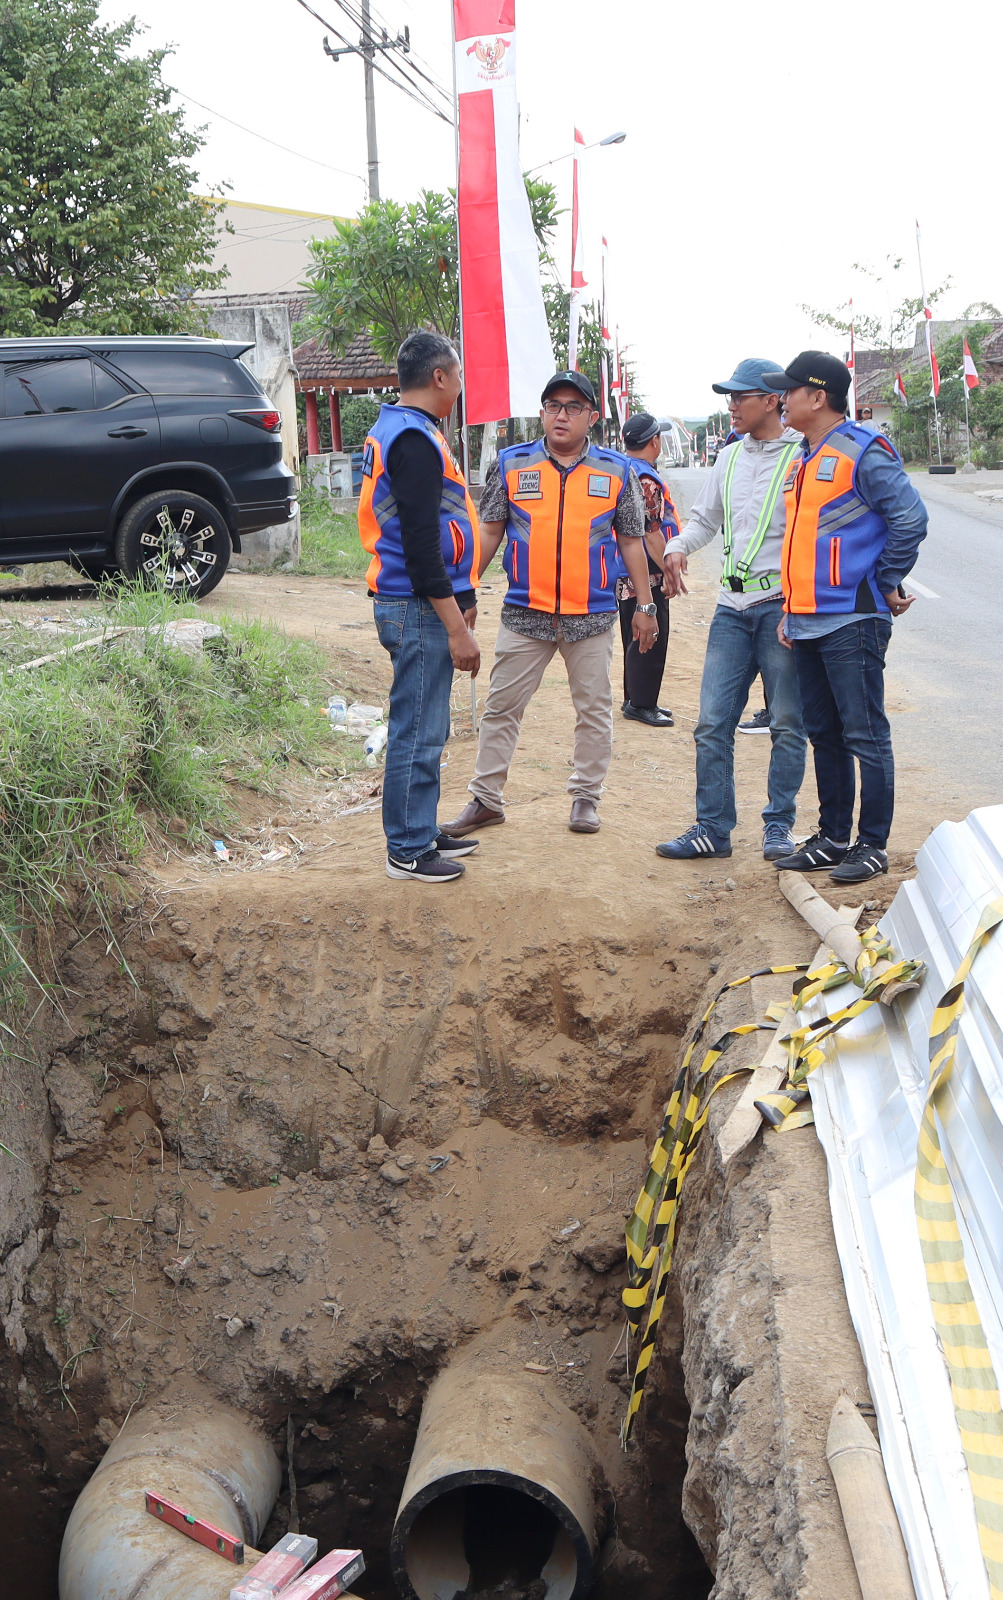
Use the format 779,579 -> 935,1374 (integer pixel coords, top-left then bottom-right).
392,1349 -> 602,1600
58,1389 -> 280,1600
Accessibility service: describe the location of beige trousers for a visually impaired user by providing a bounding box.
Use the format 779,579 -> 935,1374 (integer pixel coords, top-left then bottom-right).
469,622 -> 615,810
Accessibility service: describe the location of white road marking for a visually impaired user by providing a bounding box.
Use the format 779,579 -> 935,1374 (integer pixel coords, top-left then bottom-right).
903,576 -> 940,600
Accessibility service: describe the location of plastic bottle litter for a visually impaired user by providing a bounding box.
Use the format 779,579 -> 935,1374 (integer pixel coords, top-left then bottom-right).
325,695 -> 347,724
346,701 -> 383,732
364,723 -> 388,758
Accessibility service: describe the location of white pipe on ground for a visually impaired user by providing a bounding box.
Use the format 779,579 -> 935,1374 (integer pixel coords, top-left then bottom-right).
59,1388 -> 280,1600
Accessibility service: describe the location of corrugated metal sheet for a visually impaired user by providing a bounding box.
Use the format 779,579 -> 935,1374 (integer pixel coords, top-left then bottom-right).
806,805 -> 1003,1600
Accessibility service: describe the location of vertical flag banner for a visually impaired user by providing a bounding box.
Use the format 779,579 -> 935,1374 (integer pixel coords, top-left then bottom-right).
568,128 -> 586,370
893,371 -> 908,407
963,338 -> 980,390
930,347 -> 941,397
847,300 -> 856,420
599,234 -> 611,420
915,218 -> 943,460
453,1 -> 554,424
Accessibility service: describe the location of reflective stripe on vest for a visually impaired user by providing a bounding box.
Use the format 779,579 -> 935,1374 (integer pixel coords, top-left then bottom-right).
721,439 -> 800,593
357,404 -> 480,598
781,423 -> 896,616
499,441 -> 629,614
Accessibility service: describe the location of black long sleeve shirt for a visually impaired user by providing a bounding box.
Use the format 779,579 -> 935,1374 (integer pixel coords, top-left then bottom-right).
383,409 -> 475,609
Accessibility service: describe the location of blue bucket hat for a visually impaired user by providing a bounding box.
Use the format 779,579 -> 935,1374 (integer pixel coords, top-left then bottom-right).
711,357 -> 784,395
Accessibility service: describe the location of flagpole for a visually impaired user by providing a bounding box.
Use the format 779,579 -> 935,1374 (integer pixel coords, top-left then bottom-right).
915,219 -> 943,465
963,361 -> 972,464
449,4 -> 469,478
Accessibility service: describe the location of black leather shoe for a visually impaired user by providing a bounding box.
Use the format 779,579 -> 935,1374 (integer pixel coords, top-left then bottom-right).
623,703 -> 674,727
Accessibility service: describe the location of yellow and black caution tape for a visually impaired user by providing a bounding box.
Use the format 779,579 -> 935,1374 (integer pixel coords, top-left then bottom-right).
621,937 -> 925,1444
620,963 -> 810,1444
915,897 -> 1003,1600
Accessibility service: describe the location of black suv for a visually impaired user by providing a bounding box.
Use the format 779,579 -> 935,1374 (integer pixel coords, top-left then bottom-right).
0,336 -> 297,598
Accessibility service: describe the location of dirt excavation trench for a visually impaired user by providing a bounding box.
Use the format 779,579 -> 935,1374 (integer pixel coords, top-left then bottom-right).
0,574 -> 922,1600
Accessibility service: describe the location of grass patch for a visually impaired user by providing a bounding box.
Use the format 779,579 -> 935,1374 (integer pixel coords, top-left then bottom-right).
0,585 -> 365,1007
294,485 -> 370,579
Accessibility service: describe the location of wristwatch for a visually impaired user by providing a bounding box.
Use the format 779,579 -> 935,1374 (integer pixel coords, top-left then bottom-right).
635,602 -> 657,616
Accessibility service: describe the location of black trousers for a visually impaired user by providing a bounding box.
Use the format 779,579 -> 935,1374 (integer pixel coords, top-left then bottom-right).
619,586 -> 670,709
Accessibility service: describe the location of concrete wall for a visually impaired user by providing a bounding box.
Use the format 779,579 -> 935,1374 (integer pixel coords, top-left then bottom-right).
205,303 -> 301,567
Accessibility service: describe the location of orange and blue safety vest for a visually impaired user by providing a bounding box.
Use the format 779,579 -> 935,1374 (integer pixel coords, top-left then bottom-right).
629,458 -> 680,543
497,440 -> 631,614
358,404 -> 480,598
781,422 -> 899,615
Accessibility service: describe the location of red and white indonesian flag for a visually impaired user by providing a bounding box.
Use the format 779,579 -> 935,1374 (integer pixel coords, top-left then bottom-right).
930,347 -> 941,398
964,338 -> 980,390
453,1 -> 553,424
568,128 -> 586,371
893,371 -> 908,406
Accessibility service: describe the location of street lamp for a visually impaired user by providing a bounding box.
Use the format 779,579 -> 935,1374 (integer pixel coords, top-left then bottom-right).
525,131 -> 627,175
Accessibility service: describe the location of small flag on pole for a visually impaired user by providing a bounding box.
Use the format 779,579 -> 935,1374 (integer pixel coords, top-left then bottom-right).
963,338 -> 980,390
893,371 -> 908,407
929,347 -> 941,398
568,127 -> 586,371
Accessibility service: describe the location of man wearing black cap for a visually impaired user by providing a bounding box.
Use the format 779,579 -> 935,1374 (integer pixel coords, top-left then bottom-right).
618,412 -> 679,727
760,351 -> 928,883
440,372 -> 652,836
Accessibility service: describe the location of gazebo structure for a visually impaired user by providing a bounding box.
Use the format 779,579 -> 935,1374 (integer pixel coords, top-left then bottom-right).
292,330 -> 398,453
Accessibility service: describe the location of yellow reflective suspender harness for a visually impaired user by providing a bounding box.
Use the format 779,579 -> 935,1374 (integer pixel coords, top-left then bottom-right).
721,440 -> 800,593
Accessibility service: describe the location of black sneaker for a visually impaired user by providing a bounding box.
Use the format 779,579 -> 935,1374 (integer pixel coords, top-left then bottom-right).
774,832 -> 849,872
828,841 -> 889,883
435,831 -> 479,857
738,707 -> 771,734
386,850 -> 465,883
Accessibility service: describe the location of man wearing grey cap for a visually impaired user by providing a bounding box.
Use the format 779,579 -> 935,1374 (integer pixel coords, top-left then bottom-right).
618,412 -> 679,727
441,371 -> 653,837
657,358 -> 806,861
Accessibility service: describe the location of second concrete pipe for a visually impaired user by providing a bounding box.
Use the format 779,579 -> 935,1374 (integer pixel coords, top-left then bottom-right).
392,1341 -> 602,1600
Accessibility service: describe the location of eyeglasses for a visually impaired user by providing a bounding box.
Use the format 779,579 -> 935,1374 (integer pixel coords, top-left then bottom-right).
542,399 -> 589,417
726,391 -> 767,403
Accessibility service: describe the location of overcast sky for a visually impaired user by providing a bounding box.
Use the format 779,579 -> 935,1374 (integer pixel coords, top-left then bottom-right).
100,0 -> 1001,416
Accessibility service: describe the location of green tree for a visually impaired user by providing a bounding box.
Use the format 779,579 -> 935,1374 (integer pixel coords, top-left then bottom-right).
540,285 -> 644,434
305,177 -> 561,367
0,0 -> 225,335
802,256 -> 952,356
883,323 -> 996,462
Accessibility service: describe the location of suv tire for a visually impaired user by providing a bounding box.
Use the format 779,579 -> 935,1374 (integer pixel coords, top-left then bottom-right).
115,489 -> 231,600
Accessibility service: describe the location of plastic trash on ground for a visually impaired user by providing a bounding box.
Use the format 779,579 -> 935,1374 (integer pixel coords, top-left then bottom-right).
229,1533 -> 319,1599
364,723 -> 388,757
212,840 -> 231,861
325,696 -> 347,724
276,1548 -> 365,1600
346,702 -> 383,732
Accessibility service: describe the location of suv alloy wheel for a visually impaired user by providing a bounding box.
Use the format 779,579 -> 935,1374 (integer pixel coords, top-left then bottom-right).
115,489 -> 231,599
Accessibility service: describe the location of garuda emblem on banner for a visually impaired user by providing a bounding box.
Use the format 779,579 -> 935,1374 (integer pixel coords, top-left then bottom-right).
466,36 -> 511,79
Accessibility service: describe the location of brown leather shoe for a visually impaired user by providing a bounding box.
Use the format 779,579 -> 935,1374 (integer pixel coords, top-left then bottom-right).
439,798 -> 504,837
569,799 -> 601,833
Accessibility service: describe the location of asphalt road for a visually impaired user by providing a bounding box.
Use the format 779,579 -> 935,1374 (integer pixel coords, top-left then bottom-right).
665,467 -> 1003,815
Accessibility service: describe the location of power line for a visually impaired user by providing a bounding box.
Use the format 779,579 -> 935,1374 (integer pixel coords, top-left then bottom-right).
330,0 -> 454,108
175,89 -> 366,186
293,0 -> 454,125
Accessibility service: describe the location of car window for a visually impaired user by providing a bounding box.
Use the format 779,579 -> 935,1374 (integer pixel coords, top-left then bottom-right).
106,350 -> 259,395
5,358 -> 95,416
93,364 -> 131,408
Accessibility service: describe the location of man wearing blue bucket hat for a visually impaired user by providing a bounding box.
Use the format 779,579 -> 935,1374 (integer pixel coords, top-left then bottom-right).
657,358 -> 806,861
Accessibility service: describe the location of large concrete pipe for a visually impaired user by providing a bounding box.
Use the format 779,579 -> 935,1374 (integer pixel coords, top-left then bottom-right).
59,1386 -> 281,1600
391,1343 -> 602,1600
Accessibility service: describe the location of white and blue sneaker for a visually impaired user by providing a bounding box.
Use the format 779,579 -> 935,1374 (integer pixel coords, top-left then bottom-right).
655,823 -> 732,860
762,822 -> 796,860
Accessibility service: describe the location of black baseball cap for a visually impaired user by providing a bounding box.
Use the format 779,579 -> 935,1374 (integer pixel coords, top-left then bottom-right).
760,351 -> 851,400
622,412 -> 661,448
541,370 -> 597,407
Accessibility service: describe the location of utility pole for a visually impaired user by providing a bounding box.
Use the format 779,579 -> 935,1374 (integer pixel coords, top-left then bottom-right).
323,4 -> 411,203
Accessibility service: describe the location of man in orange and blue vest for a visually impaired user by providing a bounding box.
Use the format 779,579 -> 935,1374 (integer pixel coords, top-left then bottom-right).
441,370 -> 655,836
358,331 -> 481,885
761,351 -> 928,884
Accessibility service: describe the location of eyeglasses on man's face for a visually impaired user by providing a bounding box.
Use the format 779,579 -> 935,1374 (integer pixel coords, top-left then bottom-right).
726,391 -> 767,405
542,399 -> 589,417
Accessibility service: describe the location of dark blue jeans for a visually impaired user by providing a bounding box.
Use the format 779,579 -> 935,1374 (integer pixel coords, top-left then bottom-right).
694,598 -> 806,837
792,617 -> 894,848
374,597 -> 453,862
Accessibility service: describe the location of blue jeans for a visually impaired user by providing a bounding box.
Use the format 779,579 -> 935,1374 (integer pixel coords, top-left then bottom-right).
694,599 -> 806,838
374,597 -> 453,862
792,618 -> 894,848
